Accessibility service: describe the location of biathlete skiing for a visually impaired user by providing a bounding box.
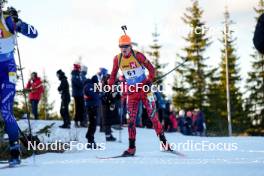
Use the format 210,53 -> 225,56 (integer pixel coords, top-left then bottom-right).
0,0 -> 38,166
108,28 -> 172,157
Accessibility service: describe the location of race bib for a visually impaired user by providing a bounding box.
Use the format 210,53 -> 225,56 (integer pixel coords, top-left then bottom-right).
123,67 -> 144,79
9,72 -> 17,84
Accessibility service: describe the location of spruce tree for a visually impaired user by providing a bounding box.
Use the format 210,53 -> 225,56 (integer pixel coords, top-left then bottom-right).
172,0 -> 210,110
206,68 -> 228,135
147,25 -> 165,87
13,97 -> 26,120
38,71 -> 54,120
172,71 -> 192,110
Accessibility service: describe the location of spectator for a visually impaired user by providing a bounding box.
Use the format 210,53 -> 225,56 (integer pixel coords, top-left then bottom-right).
177,110 -> 185,134
26,72 -> 44,119
194,110 -> 206,136
56,69 -> 71,129
168,110 -> 178,132
81,65 -> 88,126
95,67 -> 108,132
185,111 -> 193,135
71,63 -> 86,127
83,75 -> 100,148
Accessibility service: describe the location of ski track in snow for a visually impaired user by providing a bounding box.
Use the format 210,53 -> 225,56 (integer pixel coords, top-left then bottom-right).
0,120 -> 263,176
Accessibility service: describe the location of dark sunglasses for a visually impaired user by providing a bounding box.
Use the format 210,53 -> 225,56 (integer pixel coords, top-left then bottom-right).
119,45 -> 130,49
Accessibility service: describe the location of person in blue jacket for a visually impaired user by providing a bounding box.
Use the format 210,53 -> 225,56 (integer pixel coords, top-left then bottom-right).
83,75 -> 100,148
0,2 -> 38,166
71,64 -> 86,127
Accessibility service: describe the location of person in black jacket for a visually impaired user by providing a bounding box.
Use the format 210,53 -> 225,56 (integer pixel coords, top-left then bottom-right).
57,70 -> 71,128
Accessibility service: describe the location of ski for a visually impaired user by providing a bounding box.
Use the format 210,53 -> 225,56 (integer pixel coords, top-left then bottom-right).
162,150 -> 186,157
96,155 -> 136,159
97,150 -> 185,159
0,164 -> 27,169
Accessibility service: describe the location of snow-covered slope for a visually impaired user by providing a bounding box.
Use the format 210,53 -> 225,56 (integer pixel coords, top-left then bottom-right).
1,120 -> 263,176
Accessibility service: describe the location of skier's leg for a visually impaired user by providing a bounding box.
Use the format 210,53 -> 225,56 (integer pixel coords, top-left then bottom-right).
0,60 -> 21,164
1,80 -> 19,142
122,93 -> 139,156
141,92 -> 163,135
142,92 -> 171,150
126,93 -> 139,142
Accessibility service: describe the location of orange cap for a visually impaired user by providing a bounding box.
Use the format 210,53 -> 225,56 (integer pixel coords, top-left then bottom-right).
119,35 -> 131,46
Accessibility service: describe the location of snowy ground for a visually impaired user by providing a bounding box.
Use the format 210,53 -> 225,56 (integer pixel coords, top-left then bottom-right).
1,120 -> 264,176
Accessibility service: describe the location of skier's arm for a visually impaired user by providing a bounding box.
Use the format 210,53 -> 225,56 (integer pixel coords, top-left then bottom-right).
5,16 -> 38,38
108,56 -> 119,86
136,52 -> 155,83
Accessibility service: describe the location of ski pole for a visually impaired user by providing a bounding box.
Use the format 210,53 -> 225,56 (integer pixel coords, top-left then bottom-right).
14,31 -> 36,163
14,32 -> 33,139
18,126 -> 29,147
154,58 -> 188,84
118,99 -> 123,143
121,25 -> 127,35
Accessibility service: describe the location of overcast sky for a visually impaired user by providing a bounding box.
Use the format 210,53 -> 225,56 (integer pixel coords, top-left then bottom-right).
8,0 -> 258,114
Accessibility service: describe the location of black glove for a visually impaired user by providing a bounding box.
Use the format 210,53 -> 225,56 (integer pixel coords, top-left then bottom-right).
7,7 -> 19,23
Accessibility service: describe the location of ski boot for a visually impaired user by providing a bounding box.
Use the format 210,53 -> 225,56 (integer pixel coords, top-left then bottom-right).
9,141 -> 21,167
122,147 -> 136,157
159,133 -> 173,151
122,139 -> 136,156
